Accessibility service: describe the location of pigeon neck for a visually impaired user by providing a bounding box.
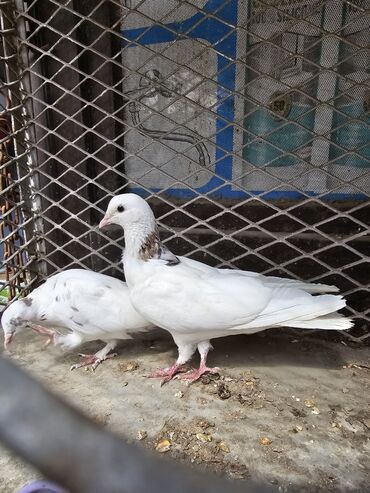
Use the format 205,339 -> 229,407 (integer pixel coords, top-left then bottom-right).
123,221 -> 158,260
123,222 -> 179,265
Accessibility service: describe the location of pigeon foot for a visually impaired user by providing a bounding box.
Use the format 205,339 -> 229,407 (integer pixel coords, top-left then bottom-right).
148,363 -> 189,386
70,352 -> 117,371
177,363 -> 220,384
31,325 -> 58,348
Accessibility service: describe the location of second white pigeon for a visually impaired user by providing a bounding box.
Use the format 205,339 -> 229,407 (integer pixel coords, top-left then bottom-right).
100,194 -> 353,384
1,268 -> 154,370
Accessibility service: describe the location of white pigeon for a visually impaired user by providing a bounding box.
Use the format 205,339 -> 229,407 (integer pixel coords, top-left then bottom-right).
1,269 -> 154,370
100,194 -> 353,384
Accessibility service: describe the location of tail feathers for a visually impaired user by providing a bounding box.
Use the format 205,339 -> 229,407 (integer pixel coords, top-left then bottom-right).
286,295 -> 346,321
244,294 -> 347,329
293,282 -> 339,294
281,313 -> 353,331
262,277 -> 339,294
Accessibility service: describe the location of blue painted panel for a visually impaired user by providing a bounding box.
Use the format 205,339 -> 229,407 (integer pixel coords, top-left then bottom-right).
122,0 -> 369,200
123,0 -> 237,199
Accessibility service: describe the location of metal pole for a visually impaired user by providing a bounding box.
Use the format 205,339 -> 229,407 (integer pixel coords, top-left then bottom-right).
0,356 -> 275,493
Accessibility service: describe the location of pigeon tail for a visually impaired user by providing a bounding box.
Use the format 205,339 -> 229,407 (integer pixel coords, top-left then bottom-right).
283,281 -> 339,294
241,294 -> 350,330
280,313 -> 353,331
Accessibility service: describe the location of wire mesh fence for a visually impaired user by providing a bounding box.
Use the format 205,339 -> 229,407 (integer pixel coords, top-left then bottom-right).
0,0 -> 369,340
0,0 -> 39,301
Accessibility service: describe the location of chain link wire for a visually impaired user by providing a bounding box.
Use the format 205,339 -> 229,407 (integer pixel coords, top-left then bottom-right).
0,0 -> 369,340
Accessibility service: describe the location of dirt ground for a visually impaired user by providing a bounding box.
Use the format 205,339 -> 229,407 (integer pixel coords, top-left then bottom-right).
1,329 -> 370,493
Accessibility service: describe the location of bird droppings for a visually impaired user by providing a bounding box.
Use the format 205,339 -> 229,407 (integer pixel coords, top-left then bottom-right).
217,382 -> 231,400
201,372 -> 265,408
137,430 -> 148,441
331,421 -> 342,429
174,390 -> 184,399
118,361 -> 139,372
196,432 -> 212,443
2,331 -> 370,493
289,406 -> 307,418
155,439 -> 171,453
218,441 -> 230,453
259,437 -> 272,446
292,425 -> 303,433
304,399 -> 316,408
293,425 -> 303,433
200,373 -> 219,385
150,417 -> 249,479
346,363 -> 370,371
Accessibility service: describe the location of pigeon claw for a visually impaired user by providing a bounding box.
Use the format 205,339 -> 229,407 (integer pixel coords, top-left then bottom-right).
177,366 -> 220,384
148,363 -> 189,386
70,352 -> 117,372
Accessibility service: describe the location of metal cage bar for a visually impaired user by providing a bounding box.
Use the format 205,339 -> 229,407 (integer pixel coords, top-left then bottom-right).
0,0 -> 369,340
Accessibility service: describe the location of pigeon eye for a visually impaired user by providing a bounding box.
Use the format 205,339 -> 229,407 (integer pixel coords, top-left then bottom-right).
117,205 -> 124,213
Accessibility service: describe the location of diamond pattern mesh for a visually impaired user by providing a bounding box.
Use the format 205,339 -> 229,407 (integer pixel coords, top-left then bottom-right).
0,0 -> 369,339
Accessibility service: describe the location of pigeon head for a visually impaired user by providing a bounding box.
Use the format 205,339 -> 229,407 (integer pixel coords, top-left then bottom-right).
99,194 -> 157,233
1,298 -> 33,348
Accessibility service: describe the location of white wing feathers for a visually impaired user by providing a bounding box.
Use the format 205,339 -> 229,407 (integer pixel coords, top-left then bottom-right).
33,269 -> 151,337
132,258 -> 352,335
179,256 -> 339,293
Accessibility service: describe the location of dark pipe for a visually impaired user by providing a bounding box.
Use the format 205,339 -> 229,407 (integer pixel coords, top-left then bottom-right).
0,356 -> 276,493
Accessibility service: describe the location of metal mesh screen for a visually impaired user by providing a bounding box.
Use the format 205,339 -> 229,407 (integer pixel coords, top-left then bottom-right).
0,1 -> 39,301
0,0 -> 369,340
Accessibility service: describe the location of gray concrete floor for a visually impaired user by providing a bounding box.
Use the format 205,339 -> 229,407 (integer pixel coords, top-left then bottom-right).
1,329 -> 370,493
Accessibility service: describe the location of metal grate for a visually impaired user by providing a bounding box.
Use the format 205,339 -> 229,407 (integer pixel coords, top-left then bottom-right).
0,1 -> 40,302
0,0 -> 369,340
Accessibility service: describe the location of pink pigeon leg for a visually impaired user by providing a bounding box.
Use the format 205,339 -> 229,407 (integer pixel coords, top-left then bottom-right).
178,341 -> 219,384
70,352 -> 117,371
30,324 -> 57,347
148,363 -> 189,386
70,340 -> 118,372
148,341 -> 196,385
178,359 -> 220,383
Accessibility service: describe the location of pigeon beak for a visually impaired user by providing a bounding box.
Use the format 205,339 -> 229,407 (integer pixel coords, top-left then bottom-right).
99,214 -> 113,229
4,333 -> 13,349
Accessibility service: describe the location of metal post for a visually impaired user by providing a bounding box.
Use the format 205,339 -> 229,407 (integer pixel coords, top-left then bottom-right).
0,356 -> 275,493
